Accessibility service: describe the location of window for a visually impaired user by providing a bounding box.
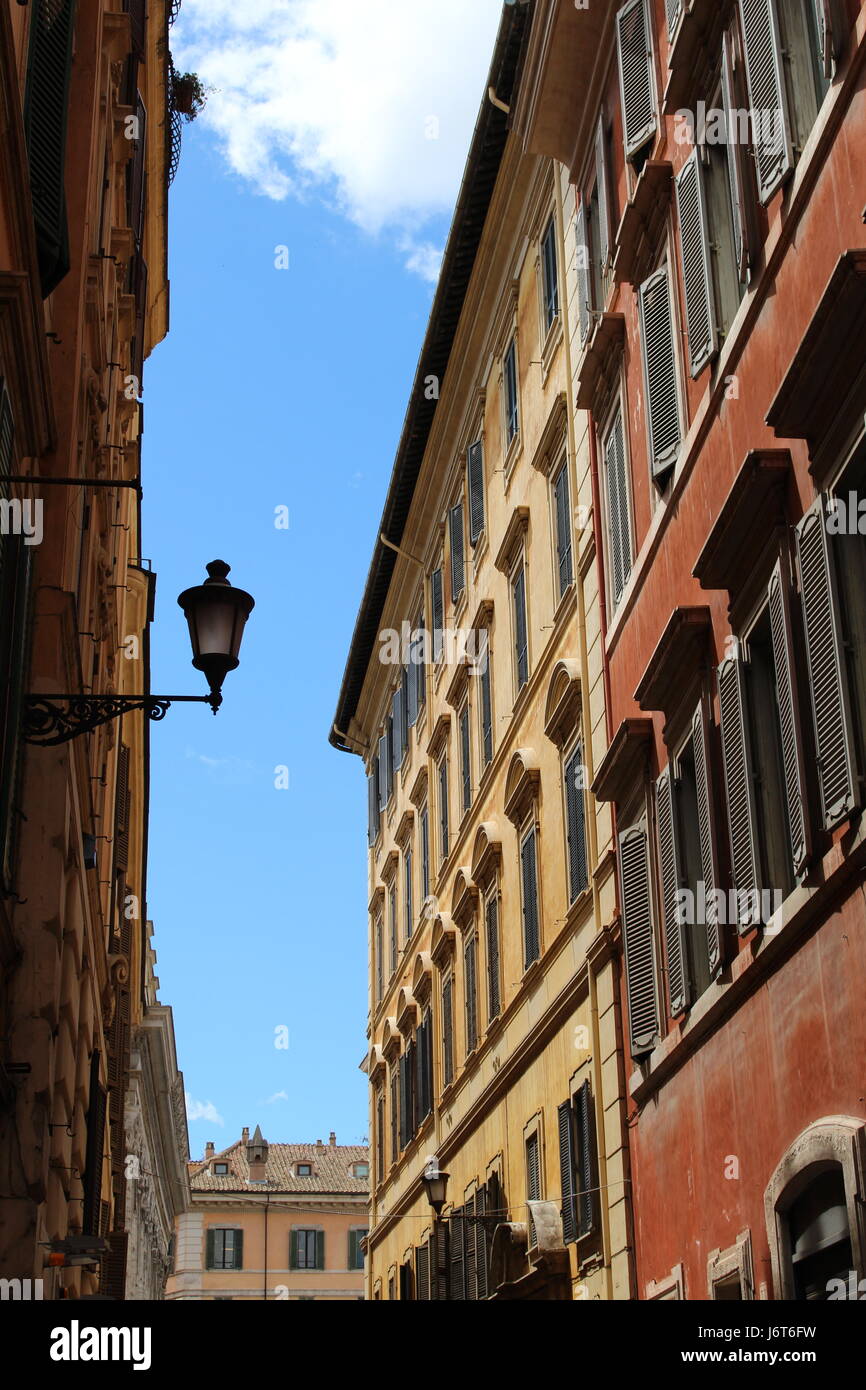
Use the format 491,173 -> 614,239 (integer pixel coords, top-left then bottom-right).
296,1163 -> 312,1176
207,1229 -> 243,1271
450,500 -> 465,603
602,401 -> 632,609
512,565 -> 529,692
563,741 -> 589,904
776,0 -> 831,166
375,915 -> 384,1003
479,640 -> 494,768
213,1162 -> 228,1175
575,115 -> 615,344
468,440 -> 485,546
485,891 -> 501,1021
558,1081 -> 598,1243
552,460 -> 574,599
420,802 -> 430,902
24,0 -> 76,296
348,1229 -> 367,1269
742,609 -> 798,896
389,883 -> 398,974
616,0 -> 657,168
441,973 -> 454,1088
291,1229 -> 324,1271
541,214 -> 560,331
618,819 -> 662,1058
438,755 -> 449,864
504,337 -> 519,445
367,757 -> 380,847
403,849 -> 413,942
414,605 -> 427,714
464,933 -> 478,1055
399,1041 -> 416,1148
430,567 -> 444,662
459,702 -> 472,814
520,824 -> 541,969
416,1006 -> 434,1122
391,686 -> 404,779
525,1130 -> 542,1244
639,259 -> 682,482
377,1089 -> 385,1183
390,1066 -> 398,1164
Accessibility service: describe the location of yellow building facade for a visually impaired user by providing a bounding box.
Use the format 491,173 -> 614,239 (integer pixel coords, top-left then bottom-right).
331,4 -> 631,1300
168,1129 -> 368,1301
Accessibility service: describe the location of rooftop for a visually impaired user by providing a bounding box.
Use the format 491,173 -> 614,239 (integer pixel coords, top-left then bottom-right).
189,1132 -> 370,1195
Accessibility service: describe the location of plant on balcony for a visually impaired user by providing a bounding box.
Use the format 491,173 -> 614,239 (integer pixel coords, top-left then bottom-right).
171,71 -> 208,122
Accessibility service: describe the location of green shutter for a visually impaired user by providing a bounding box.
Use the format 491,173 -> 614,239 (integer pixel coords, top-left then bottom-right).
316,1229 -> 325,1270
24,0 -> 77,297
558,1100 -> 577,1244
233,1228 -> 243,1270
290,1229 -> 298,1269
206,1229 -> 215,1270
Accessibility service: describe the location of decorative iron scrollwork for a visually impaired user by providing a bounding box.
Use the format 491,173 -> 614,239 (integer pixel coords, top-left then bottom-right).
23,696 -> 173,746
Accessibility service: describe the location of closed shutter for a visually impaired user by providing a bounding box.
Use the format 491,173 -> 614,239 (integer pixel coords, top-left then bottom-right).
414,607 -> 427,712
114,746 -> 130,873
738,0 -> 794,203
99,1230 -> 128,1300
316,1230 -> 325,1270
481,655 -> 493,766
656,766 -> 690,1017
431,568 -> 444,661
796,496 -> 859,827
442,976 -> 454,1086
721,30 -> 752,280
24,0 -> 77,297
605,406 -> 631,606
575,199 -> 592,344
407,654 -> 418,728
558,1099 -> 577,1244
475,1187 -> 490,1300
125,0 -> 145,58
554,463 -> 573,596
639,264 -> 681,479
813,0 -> 842,77
717,655 -> 762,928
768,557 -> 812,874
398,1053 -> 407,1148
486,895 -> 500,1019
0,539 -> 33,890
465,1202 -> 478,1301
449,1208 -> 466,1299
450,502 -> 465,601
82,1051 -> 106,1236
513,568 -> 529,688
521,828 -> 540,968
616,0 -> 657,160
526,1133 -> 541,1202
565,744 -> 589,903
415,1241 -> 431,1300
595,114 -> 612,271
367,760 -> 379,846
378,735 -> 388,810
468,441 -> 485,544
391,689 -> 402,778
460,705 -> 471,811
207,1229 -> 216,1270
575,1080 -> 596,1237
433,1222 -> 449,1300
666,0 -> 683,35
127,93 -> 147,251
401,666 -> 411,754
618,822 -> 661,1056
676,150 -> 716,377
692,700 -> 722,977
464,936 -> 477,1053
406,1038 -> 416,1136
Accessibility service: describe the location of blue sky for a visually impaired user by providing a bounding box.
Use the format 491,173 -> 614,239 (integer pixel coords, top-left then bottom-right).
143,0 -> 502,1155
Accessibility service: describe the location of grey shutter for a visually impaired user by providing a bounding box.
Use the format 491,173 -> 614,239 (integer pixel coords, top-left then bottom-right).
554,464 -> 573,596
656,767 -> 691,1017
24,0 -> 76,296
514,568 -> 529,688
367,761 -> 379,845
460,704 -> 471,811
721,31 -> 751,280
738,0 -> 794,203
407,654 -> 418,728
83,1052 -> 106,1237
521,829 -> 540,967
431,568 -> 444,661
676,151 -> 717,377
316,1230 -> 325,1270
813,0 -> 841,77
450,502 -> 465,600
616,0 -> 657,160
290,1229 -> 299,1268
481,655 -> 493,765
468,441 -> 485,544
232,1229 -> 243,1270
639,264 -> 681,478
575,1081 -> 596,1236
206,1228 -> 216,1270
618,822 -> 661,1056
717,655 -> 762,928
595,114 -> 612,271
796,496 -> 859,828
475,1187 -> 490,1300
486,895 -> 500,1018
464,936 -> 477,1053
416,1241 -> 431,1300
391,690 -> 402,778
666,0 -> 683,35
605,407 -> 630,606
0,540 -> 33,890
768,557 -> 812,874
575,200 -> 592,344
378,735 -> 388,809
691,700 -> 722,977
558,1100 -> 577,1244
449,1208 -> 466,1299
442,976 -> 454,1085
565,744 -> 588,902
433,1222 -> 449,1300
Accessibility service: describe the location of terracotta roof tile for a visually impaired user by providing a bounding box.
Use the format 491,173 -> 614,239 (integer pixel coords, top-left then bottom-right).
189,1138 -> 370,1194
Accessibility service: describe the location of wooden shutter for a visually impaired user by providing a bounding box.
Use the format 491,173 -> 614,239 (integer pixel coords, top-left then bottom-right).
468,441 -> 485,545
0,539 -> 33,890
558,1100 -> 577,1244
565,744 -> 589,903
401,666 -> 411,752
449,1208 -> 466,1299
618,822 -> 661,1056
768,557 -> 812,874
575,200 -> 592,344
486,895 -> 500,1019
82,1051 -> 106,1236
391,689 -> 402,779
464,936 -> 477,1053
513,568 -> 529,688
206,1228 -> 216,1270
521,829 -> 540,968
24,0 -> 76,296
442,976 -> 454,1086
639,264 -> 681,478
721,30 -> 752,280
616,0 -> 657,160
656,766 -> 691,1017
481,656 -> 493,765
114,745 -> 130,873
450,502 -> 465,601
432,1222 -> 448,1300
475,1187 -> 490,1300
676,151 -> 716,377
796,496 -> 859,828
605,406 -> 631,607
717,655 -> 762,928
691,700 -> 722,977
666,0 -> 683,35
407,655 -> 418,728
575,1080 -> 596,1237
315,1230 -> 324,1270
99,1230 -> 128,1300
813,0 -> 843,77
554,464 -> 573,596
377,735 -> 388,810
368,760 -> 379,845
127,93 -> 147,252
738,0 -> 794,203
431,568 -> 444,661
595,114 -> 612,271
125,0 -> 145,58
415,1240 -> 431,1300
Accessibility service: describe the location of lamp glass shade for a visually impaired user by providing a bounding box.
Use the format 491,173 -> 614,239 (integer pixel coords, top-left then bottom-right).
177,561 -> 254,697
421,1157 -> 449,1213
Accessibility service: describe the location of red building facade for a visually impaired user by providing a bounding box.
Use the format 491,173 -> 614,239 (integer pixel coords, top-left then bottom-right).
516,0 -> 866,1299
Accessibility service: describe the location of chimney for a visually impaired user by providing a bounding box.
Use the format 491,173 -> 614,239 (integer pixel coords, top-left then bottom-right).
247,1124 -> 269,1183
329,1131 -> 336,1147
205,1142 -> 215,1159
242,1127 -> 249,1145
316,1138 -> 324,1151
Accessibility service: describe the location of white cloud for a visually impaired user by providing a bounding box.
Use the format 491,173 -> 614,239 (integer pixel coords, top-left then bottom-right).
186,1094 -> 225,1126
264,1090 -> 289,1104
173,0 -> 503,277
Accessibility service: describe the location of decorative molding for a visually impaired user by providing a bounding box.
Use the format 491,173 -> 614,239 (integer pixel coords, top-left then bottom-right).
494,507 -> 530,575
693,451 -> 792,594
503,749 -> 541,827
611,163 -> 674,289
591,718 -> 654,804
470,822 -> 503,891
528,391 -> 568,475
543,659 -> 582,748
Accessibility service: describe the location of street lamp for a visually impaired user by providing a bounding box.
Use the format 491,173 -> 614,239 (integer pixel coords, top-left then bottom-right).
23,560 -> 254,746
421,1156 -> 450,1216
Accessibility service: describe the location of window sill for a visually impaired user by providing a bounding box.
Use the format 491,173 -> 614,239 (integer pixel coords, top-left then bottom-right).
471,530 -> 489,576
503,430 -> 523,491
541,314 -> 563,384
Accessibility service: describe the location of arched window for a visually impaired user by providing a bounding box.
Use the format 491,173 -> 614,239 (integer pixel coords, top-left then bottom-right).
786,1166 -> 852,1300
